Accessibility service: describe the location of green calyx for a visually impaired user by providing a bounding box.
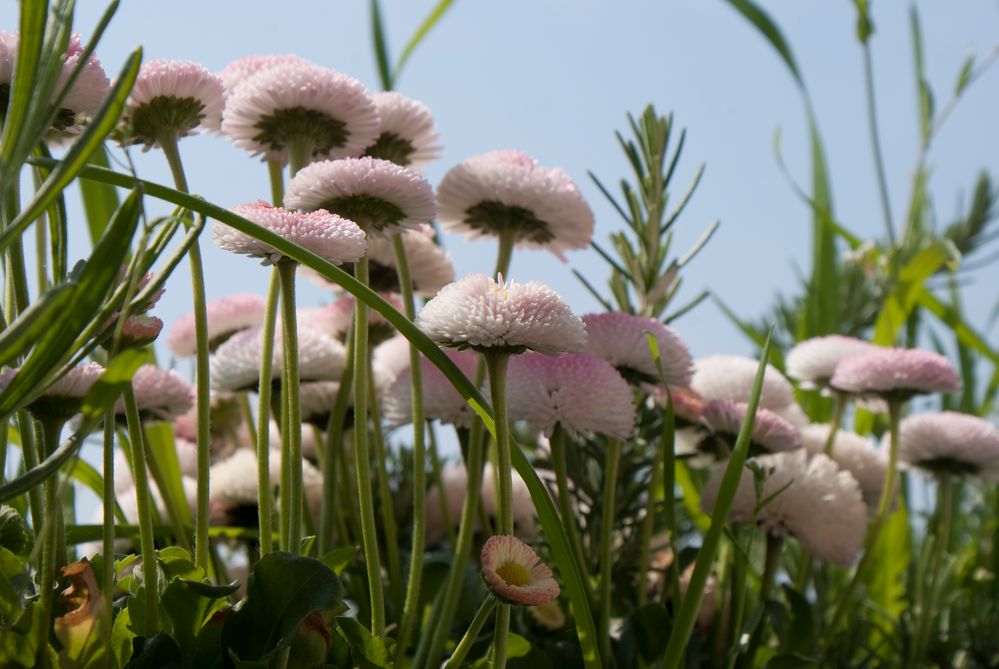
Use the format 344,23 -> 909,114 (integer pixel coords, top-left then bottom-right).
364,131 -> 416,166
126,95 -> 206,146
463,200 -> 554,244
321,195 -> 406,233
253,106 -> 347,157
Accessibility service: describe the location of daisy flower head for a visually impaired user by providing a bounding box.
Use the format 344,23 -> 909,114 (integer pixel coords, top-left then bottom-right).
117,314 -> 164,350
299,381 -> 342,426
528,600 -> 566,631
786,335 -> 877,390
582,312 -> 693,387
218,54 -> 310,94
652,386 -> 706,429
829,347 -> 960,401
801,424 -> 887,511
702,449 -> 867,565
0,362 -> 105,423
897,412 -> 999,477
221,61 -> 378,164
321,293 -> 405,345
118,365 -> 194,423
383,348 -> 478,428
701,399 -> 802,456
691,355 -> 795,411
49,34 -> 111,142
284,157 -> 435,237
499,352 -> 635,439
121,59 -> 224,147
215,200 -> 367,266
436,149 -> 594,260
363,91 -> 442,169
168,293 -> 268,357
415,273 -> 587,355
480,535 -> 560,606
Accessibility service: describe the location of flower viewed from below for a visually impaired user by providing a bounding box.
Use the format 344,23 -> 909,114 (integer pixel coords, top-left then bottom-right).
499,352 -> 635,439
298,381 -> 341,426
702,449 -> 867,565
121,59 -> 224,146
801,423 -> 887,510
652,386 -> 706,429
415,273 -> 587,355
317,293 -> 405,345
701,399 -> 802,455
691,355 -> 795,411
426,463 -> 537,545
896,412 -> 999,477
218,54 -> 310,94
582,312 -> 693,387
209,448 -> 323,527
168,293 -> 268,357
118,315 -> 164,350
481,535 -> 560,606
786,335 -> 877,390
436,149 -> 594,260
215,201 -> 367,266
830,347 -> 960,401
383,348 -> 478,428
0,363 -> 105,423
363,91 -> 441,169
284,157 -> 436,236
119,365 -> 194,422
221,61 -> 378,163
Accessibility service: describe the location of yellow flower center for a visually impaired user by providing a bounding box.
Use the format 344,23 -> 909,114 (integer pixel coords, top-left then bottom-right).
496,561 -> 533,587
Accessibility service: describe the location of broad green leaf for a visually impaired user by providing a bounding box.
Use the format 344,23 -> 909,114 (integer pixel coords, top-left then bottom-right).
675,462 -> 709,531
393,0 -> 458,85
336,617 -> 390,669
160,578 -> 235,658
320,546 -> 360,574
872,241 -> 960,345
80,145 -> 123,242
0,0 -> 47,188
0,283 -> 76,367
122,632 -> 182,669
863,505 -> 910,646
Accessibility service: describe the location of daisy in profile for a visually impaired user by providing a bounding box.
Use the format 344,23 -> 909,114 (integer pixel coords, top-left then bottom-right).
169,293 -> 268,357
0,363 -> 105,424
208,449 -> 323,527
117,365 -> 194,423
218,54 -> 309,94
363,91 -> 442,169
830,347 -> 960,401
120,59 -> 224,147
383,348 -> 478,429
700,399 -> 802,457
802,423 -> 886,511
691,355 -> 795,411
702,449 -> 867,565
582,312 -> 693,387
786,335 -> 876,390
436,149 -> 594,263
897,412 -> 999,478
221,61 -> 379,167
480,535 -> 560,606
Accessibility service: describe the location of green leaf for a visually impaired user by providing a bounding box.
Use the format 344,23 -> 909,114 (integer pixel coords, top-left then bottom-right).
955,54 -> 975,95
393,0 -> 457,84
628,603 -> 671,662
369,0 -> 394,90
123,632 -> 182,669
863,504 -> 910,625
0,283 -> 76,367
222,552 -> 345,663
872,241 -> 960,345
723,0 -> 804,89
319,546 -> 360,574
80,145 -> 123,243
0,0 -> 48,188
852,0 -> 874,43
336,617 -> 390,669
160,578 -> 235,658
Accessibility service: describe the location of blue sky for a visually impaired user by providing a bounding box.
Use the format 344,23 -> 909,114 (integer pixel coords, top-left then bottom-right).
4,0 -> 998,359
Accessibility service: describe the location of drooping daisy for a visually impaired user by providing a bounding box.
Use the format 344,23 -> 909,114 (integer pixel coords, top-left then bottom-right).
118,365 -> 194,423
221,61 -> 379,164
0,363 -> 105,423
284,157 -> 436,237
215,200 -> 367,266
830,347 -> 961,401
582,312 -> 693,387
436,149 -> 594,260
121,59 -> 224,147
480,535 -> 560,606
785,335 -> 877,390
415,273 -> 587,355
801,423 -> 887,511
168,293 -> 268,357
218,54 -> 310,94
383,348 -> 478,428
701,449 -> 867,565
363,91 -> 442,169
498,352 -> 635,439
896,412 -> 999,477
691,355 -> 795,411
700,399 -> 802,456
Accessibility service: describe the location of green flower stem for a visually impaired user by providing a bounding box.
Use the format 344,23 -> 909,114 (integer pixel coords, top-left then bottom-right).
550,425 -> 593,596
140,424 -> 191,551
158,132 -> 211,571
239,393 -> 258,455
3,179 -> 30,317
494,604 -> 512,669
102,412 -> 115,669
494,229 -> 515,279
35,417 -> 66,668
320,330 -> 355,554
267,159 -> 285,205
428,425 -> 456,546
16,411 -> 44,534
444,596 -> 498,669
740,534 -> 783,669
908,473 -> 953,667
638,392 -> 677,608
367,362 -> 403,609
277,259 -> 305,553
598,438 -> 622,663
287,137 -> 315,178
34,209 -> 48,292
256,270 -> 280,556
352,253 -> 386,635
393,233 -> 430,664
826,398 -> 903,643
122,385 -> 158,634
484,352 -> 513,669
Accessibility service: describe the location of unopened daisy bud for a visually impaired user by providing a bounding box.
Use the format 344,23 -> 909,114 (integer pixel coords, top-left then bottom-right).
802,424 -> 886,510
830,347 -> 960,401
169,293 -> 268,357
701,399 -> 802,456
0,363 -> 104,423
221,61 -> 379,163
480,535 -> 560,606
121,59 -> 224,147
786,335 -> 877,390
896,412 -> 999,477
582,312 -> 693,387
117,315 -> 163,350
383,348 -> 478,428
499,352 -> 635,439
0,505 -> 27,554
702,450 -> 867,565
116,365 -> 194,423
437,149 -> 594,260
416,273 -> 587,355
363,91 -> 441,169
284,157 -> 436,237
691,355 -> 795,410
216,200 -> 367,267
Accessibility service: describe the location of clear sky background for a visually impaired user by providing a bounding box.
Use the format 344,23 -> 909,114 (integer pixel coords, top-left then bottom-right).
4,0 -> 998,362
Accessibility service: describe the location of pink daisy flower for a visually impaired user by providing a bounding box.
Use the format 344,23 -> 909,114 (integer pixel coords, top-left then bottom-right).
218,54 -> 310,94
786,335 -> 877,390
122,59 -> 224,146
383,348 -> 478,428
317,293 -> 405,344
0,362 -> 104,422
801,423 -> 887,511
897,412 -> 999,477
371,334 -> 413,392
702,449 -> 867,565
829,347 -> 960,400
582,312 -> 693,387
415,273 -> 587,355
480,535 -> 560,606
701,399 -> 802,455
168,293 -> 268,357
116,365 -> 194,422
216,200 -> 367,266
436,149 -> 594,260
221,61 -> 378,163
651,386 -> 706,428
118,315 -> 163,349
498,352 -> 635,439
691,355 -> 795,411
209,449 -> 322,527
299,381 -> 342,426
362,91 -> 442,169
284,157 -> 436,237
